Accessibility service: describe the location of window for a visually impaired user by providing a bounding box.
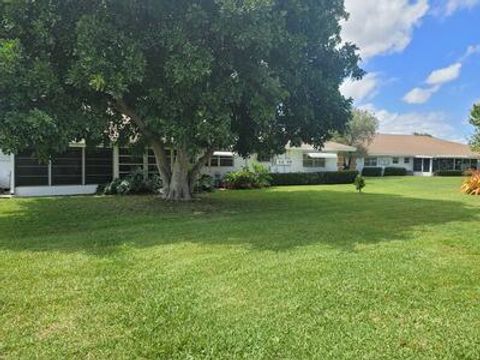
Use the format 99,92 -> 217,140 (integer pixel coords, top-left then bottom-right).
85,148 -> 113,185
303,154 -> 326,168
51,148 -> 83,185
404,157 -> 411,164
210,155 -> 234,167
379,158 -> 390,166
392,157 -> 399,164
119,148 -> 144,177
15,151 -> 49,186
364,157 -> 377,167
147,149 -> 172,177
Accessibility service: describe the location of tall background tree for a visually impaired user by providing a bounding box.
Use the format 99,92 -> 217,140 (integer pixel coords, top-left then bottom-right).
470,103 -> 480,151
0,0 -> 363,200
333,109 -> 379,169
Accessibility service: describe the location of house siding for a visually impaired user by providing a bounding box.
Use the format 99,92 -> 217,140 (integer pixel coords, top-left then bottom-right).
0,151 -> 12,189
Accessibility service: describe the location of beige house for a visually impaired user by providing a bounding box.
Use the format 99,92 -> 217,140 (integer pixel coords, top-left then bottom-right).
357,134 -> 480,176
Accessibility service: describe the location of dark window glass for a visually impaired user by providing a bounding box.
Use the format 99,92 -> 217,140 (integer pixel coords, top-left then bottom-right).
209,157 -> 219,167
423,158 -> 431,172
404,157 -> 411,164
364,157 -> 377,167
51,148 -> 82,185
85,148 -> 113,185
219,156 -> 234,167
413,158 -> 423,172
303,154 -> 326,168
15,151 -> 49,186
119,148 -> 144,177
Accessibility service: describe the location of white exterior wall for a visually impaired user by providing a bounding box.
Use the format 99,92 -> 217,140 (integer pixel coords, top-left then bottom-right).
202,149 -> 339,178
15,185 -> 98,197
357,156 -> 414,173
0,152 -> 12,189
202,156 -> 249,179
270,149 -> 338,173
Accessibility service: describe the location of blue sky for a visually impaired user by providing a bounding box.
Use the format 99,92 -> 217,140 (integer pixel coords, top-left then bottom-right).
340,0 -> 480,142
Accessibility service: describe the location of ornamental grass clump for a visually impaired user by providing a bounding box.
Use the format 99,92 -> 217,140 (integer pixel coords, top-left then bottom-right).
461,170 -> 480,195
354,175 -> 366,193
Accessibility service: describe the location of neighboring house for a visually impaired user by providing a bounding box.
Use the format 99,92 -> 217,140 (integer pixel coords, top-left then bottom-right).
357,134 -> 480,176
1,141 -> 356,197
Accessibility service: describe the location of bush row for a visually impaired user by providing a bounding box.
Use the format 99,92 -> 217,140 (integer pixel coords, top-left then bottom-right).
361,167 -> 383,177
434,170 -> 467,177
270,171 -> 359,186
361,167 -> 408,177
384,167 -> 408,176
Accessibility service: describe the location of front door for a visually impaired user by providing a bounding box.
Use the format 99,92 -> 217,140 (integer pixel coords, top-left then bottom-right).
414,158 -> 432,176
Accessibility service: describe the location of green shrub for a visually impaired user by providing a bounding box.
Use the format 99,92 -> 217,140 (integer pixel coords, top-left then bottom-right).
362,167 -> 383,177
354,175 -> 366,193
384,167 -> 407,176
270,171 -> 358,186
100,169 -> 162,195
224,163 -> 272,189
195,174 -> 215,193
434,170 -> 465,177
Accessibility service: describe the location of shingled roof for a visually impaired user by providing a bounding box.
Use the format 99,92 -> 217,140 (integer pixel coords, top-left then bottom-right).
366,134 -> 480,158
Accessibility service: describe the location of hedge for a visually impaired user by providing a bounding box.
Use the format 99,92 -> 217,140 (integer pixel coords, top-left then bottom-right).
361,167 -> 383,177
270,171 -> 359,186
384,167 -> 407,176
434,170 -> 465,177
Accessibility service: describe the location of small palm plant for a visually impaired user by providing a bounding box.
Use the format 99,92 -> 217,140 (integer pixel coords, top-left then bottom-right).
461,170 -> 480,195
354,175 -> 366,193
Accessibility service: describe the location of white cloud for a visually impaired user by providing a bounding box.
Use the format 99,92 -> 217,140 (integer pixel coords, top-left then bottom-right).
426,62 -> 462,85
340,73 -> 380,102
403,62 -> 463,104
360,104 -> 467,141
444,0 -> 479,16
403,86 -> 440,104
460,44 -> 480,61
342,0 -> 429,60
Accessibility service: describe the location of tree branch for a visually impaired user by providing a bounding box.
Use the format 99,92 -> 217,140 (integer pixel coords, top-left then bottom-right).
113,97 -> 172,182
189,148 -> 215,188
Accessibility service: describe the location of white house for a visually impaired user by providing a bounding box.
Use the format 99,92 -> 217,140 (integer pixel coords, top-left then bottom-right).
1,141 -> 355,197
357,134 -> 480,176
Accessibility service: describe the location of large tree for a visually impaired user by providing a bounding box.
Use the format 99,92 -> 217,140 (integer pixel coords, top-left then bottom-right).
333,108 -> 378,169
470,103 -> 480,151
0,0 -> 363,200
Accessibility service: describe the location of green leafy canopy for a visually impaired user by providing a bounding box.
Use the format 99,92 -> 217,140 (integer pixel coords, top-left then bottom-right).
0,0 -> 363,161
470,103 -> 480,151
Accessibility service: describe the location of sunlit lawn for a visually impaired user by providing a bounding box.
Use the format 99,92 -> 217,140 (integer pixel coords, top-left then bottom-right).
1,177 -> 479,359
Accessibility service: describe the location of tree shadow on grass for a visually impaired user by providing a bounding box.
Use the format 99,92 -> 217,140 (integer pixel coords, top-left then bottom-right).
0,188 -> 478,255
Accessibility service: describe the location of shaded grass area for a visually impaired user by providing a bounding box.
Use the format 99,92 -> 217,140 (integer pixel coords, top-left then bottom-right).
1,177 -> 479,358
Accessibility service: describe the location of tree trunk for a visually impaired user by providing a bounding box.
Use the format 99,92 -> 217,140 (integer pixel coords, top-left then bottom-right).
164,148 -> 192,201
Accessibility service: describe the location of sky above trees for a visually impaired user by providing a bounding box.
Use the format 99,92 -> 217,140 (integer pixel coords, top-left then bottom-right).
340,0 -> 480,143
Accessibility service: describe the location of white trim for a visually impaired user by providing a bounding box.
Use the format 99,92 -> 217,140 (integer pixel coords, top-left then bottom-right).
307,153 -> 337,159
48,160 -> 52,186
15,185 -> 98,197
10,153 -> 15,195
113,146 -> 120,179
213,151 -> 234,157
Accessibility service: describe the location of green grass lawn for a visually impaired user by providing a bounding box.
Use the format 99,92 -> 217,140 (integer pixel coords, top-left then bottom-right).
1,177 -> 480,359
